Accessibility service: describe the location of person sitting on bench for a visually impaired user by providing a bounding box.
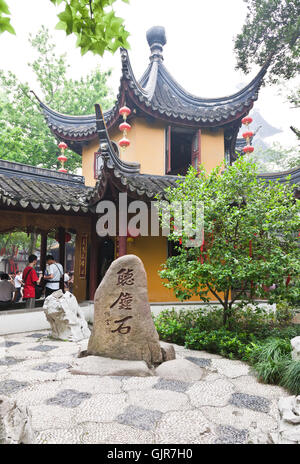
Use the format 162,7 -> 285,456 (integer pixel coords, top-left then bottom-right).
0,273 -> 15,307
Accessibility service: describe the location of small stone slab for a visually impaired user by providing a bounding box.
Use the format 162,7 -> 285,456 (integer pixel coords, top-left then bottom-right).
185,356 -> 211,368
215,425 -> 248,444
46,389 -> 92,408
0,380 -> 29,395
229,392 -> 270,413
29,345 -> 58,352
0,341 -> 20,348
26,333 -> 47,339
153,378 -> 191,393
116,405 -> 162,431
34,362 -> 71,373
0,357 -> 25,366
70,356 -> 153,377
155,358 -> 204,382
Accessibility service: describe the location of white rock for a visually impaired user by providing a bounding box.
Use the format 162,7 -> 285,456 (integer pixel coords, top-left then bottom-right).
155,358 -> 204,382
70,355 -> 153,377
0,396 -> 35,444
43,290 -> 91,342
291,336 -> 300,361
274,396 -> 300,444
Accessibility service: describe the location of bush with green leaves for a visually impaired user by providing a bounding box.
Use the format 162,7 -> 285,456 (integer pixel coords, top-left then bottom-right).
158,158 -> 300,326
154,305 -> 300,394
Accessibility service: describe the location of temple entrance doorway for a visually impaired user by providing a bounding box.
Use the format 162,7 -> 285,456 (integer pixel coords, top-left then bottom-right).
97,238 -> 115,285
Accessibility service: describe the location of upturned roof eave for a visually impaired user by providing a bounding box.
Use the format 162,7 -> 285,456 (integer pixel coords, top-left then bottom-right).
34,46 -> 269,145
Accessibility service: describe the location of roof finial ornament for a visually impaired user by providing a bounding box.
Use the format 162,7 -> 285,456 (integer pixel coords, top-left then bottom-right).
146,26 -> 166,61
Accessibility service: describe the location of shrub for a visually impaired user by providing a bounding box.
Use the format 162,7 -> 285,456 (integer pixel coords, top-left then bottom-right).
280,361 -> 300,395
275,301 -> 295,325
184,327 -> 257,360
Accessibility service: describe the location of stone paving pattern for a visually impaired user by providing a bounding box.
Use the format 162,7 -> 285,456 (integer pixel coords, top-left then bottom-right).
0,331 -> 289,444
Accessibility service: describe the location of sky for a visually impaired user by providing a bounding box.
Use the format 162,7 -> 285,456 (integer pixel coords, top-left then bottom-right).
1,0 -> 299,147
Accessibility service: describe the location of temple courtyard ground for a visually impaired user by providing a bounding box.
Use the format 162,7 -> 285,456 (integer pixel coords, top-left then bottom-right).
0,330 -> 288,444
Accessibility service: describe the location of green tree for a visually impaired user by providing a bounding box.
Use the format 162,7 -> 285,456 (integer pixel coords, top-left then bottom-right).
158,158 -> 300,325
0,26 -> 113,171
0,0 -> 130,56
246,142 -> 300,172
234,0 -> 300,84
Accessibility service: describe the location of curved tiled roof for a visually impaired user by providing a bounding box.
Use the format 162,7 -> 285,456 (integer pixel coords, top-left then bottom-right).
0,160 -> 92,212
36,26 -> 269,147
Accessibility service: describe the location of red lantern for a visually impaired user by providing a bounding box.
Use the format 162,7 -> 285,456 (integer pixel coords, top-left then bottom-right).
55,232 -> 71,242
57,155 -> 67,163
58,142 -> 68,150
243,145 -> 254,153
58,168 -> 68,173
119,137 -> 130,148
119,106 -> 131,118
119,122 -> 131,132
242,117 -> 253,125
242,131 -> 254,139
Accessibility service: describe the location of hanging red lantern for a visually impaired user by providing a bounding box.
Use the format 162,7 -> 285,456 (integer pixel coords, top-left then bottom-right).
57,141 -> 68,173
243,146 -> 254,153
119,106 -> 131,119
58,142 -> 68,150
119,137 -> 130,148
119,121 -> 131,132
55,232 -> 71,243
242,131 -> 254,139
242,117 -> 253,125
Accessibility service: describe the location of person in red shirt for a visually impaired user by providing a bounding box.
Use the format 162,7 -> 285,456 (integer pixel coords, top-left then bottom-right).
22,254 -> 40,309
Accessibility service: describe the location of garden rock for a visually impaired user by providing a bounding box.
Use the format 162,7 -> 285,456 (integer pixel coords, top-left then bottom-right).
155,358 -> 204,381
291,337 -> 300,361
43,290 -> 91,342
272,396 -> 300,444
160,341 -> 176,362
87,255 -> 162,365
0,396 -> 35,444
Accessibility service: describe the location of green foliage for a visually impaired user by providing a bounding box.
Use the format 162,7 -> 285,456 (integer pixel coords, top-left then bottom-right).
246,143 -> 300,173
0,26 -> 113,171
281,360 -> 300,395
234,0 -> 300,84
158,158 -> 300,325
154,306 -> 300,393
0,1 -> 130,57
0,0 -> 15,35
50,0 -> 130,56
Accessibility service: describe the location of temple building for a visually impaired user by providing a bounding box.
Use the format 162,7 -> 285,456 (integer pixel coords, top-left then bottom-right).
0,26 -> 299,304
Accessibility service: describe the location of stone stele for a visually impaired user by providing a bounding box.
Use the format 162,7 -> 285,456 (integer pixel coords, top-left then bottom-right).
87,254 -> 162,365
43,290 -> 91,342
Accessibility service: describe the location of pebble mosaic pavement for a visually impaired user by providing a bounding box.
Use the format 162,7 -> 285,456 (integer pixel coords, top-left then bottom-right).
0,330 -> 289,444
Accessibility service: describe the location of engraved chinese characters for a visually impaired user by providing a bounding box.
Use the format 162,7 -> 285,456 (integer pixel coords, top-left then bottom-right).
87,255 -> 162,365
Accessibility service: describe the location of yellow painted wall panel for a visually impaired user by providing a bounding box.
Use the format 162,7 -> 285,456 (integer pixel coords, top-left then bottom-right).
201,129 -> 224,173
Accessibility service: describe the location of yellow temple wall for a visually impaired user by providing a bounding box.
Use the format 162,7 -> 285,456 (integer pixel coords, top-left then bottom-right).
82,117 -> 166,186
200,129 -> 224,173
110,117 -> 166,175
126,234 -> 219,303
82,138 -> 99,187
